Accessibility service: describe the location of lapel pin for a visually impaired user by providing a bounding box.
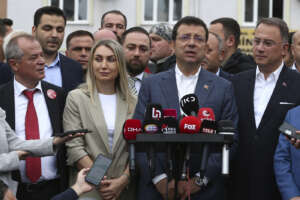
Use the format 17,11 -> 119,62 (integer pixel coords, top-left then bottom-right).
47,89 -> 57,99
204,84 -> 209,90
282,82 -> 287,87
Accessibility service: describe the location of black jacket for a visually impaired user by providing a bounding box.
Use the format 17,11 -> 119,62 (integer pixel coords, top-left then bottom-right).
223,49 -> 256,74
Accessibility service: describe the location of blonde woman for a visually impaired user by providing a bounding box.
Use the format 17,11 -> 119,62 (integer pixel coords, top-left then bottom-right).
63,40 -> 136,200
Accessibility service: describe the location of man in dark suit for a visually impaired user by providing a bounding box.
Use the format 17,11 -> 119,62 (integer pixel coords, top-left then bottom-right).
122,27 -> 151,96
231,18 -> 300,200
32,6 -> 83,93
209,17 -> 255,74
0,33 -> 68,200
202,32 -> 232,81
133,16 -> 238,200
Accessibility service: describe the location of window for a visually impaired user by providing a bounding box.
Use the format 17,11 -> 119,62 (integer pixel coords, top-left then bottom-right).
49,0 -> 89,23
243,0 -> 283,26
143,0 -> 182,24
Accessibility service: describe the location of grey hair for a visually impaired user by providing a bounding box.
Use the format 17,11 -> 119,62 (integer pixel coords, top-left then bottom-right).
256,17 -> 289,43
5,33 -> 35,61
209,31 -> 224,53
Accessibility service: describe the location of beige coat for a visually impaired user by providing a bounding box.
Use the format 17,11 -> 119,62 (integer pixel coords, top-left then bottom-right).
63,84 -> 136,199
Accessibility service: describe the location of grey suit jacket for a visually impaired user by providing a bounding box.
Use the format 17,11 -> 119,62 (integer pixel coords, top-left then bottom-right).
63,84 -> 136,199
0,108 -> 54,195
133,67 -> 238,200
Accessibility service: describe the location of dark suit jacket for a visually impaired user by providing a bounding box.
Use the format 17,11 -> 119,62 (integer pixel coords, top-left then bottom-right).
0,54 -> 83,93
51,188 -> 78,200
231,66 -> 300,200
0,80 -> 68,191
133,67 -> 238,200
59,53 -> 83,93
219,68 -> 233,81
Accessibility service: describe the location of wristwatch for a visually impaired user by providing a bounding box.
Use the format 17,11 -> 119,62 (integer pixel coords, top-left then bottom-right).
194,176 -> 209,188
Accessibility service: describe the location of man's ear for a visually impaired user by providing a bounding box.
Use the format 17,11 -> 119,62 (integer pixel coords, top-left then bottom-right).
8,59 -> 19,72
32,26 -> 36,36
226,35 -> 235,48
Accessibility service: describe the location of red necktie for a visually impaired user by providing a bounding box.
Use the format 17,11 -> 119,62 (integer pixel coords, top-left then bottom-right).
23,90 -> 41,183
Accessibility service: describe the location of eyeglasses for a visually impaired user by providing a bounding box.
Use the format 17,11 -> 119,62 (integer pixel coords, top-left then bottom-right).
253,38 -> 283,48
177,34 -> 206,44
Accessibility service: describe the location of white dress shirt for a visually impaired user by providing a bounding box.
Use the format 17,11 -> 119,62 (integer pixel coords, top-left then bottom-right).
152,64 -> 201,184
14,79 -> 57,183
175,64 -> 201,115
254,63 -> 283,128
291,63 -> 300,72
98,93 -> 117,151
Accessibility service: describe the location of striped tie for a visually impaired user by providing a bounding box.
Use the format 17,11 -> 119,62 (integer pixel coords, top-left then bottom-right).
128,77 -> 139,96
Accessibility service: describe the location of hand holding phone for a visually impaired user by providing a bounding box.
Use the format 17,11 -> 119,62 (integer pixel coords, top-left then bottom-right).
58,129 -> 92,137
279,122 -> 300,140
85,154 -> 112,186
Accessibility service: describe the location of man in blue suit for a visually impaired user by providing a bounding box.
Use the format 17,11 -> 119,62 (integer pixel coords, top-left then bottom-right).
133,16 -> 238,200
274,106 -> 300,200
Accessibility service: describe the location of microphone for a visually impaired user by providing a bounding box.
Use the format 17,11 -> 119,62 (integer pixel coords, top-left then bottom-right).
123,119 -> 142,176
163,108 -> 177,119
143,104 -> 163,178
179,116 -> 201,180
161,117 -> 178,180
180,94 -> 199,116
218,120 -> 235,175
145,104 -> 163,121
198,108 -> 217,178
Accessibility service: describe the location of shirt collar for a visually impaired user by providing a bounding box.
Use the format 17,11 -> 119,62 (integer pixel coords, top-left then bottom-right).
175,64 -> 201,79
45,53 -> 60,68
135,72 -> 144,81
14,78 -> 42,97
216,68 -> 220,76
256,62 -> 284,82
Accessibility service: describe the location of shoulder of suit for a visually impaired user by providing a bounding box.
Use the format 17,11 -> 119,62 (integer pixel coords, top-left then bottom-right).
59,53 -> 82,69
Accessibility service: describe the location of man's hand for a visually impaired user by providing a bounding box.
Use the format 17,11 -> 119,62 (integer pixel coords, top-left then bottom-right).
290,197 -> 300,200
155,178 -> 175,200
17,150 -> 29,160
98,174 -> 129,200
288,131 -> 300,149
177,178 -> 201,200
53,132 -> 85,146
71,168 -> 94,196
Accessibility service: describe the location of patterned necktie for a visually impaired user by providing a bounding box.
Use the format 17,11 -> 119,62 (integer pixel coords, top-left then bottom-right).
23,89 -> 41,183
128,77 -> 139,96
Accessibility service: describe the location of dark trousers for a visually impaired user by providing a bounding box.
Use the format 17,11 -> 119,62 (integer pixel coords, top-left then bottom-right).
17,178 -> 60,200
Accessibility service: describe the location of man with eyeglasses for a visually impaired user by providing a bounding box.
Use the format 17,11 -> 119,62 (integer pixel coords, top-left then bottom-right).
133,16 -> 238,200
100,10 -> 127,42
231,18 -> 300,200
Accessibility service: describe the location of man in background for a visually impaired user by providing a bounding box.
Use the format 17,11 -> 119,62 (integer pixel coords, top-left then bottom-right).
100,10 -> 126,41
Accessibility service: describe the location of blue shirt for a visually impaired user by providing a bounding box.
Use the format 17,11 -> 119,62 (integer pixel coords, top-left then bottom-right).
43,54 -> 62,87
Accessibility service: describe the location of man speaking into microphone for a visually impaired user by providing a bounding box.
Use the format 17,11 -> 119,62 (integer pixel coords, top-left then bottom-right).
133,16 -> 238,200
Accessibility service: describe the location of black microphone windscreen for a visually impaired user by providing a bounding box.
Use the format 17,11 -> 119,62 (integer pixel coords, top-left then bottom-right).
217,120 -> 235,133
143,119 -> 162,134
145,104 -> 163,121
161,117 -> 178,134
180,94 -> 199,116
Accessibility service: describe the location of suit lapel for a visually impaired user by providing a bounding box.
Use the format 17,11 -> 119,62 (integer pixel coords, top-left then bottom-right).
258,66 -> 288,130
160,69 -> 181,118
42,81 -> 61,135
112,92 -> 128,153
88,89 -> 111,153
194,69 -> 214,107
0,82 -> 15,129
246,70 -> 257,130
59,53 -> 67,89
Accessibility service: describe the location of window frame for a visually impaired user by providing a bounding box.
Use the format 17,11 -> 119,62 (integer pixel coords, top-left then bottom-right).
48,0 -> 90,24
242,0 -> 274,27
141,0 -> 183,25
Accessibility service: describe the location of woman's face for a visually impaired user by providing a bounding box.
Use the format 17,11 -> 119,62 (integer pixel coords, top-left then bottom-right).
92,45 -> 119,83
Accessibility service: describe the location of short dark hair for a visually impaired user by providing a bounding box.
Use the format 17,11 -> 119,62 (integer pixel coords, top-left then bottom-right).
66,30 -> 94,49
101,10 -> 127,29
210,17 -> 241,48
2,18 -> 13,26
121,26 -> 151,46
172,16 -> 208,42
256,17 -> 289,43
0,180 -> 8,200
34,6 -> 66,27
0,20 -> 5,37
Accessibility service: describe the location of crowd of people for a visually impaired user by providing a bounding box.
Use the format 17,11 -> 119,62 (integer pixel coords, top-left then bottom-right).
0,5 -> 300,200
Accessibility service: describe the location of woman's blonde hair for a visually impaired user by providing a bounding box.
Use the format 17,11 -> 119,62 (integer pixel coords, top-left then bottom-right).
86,39 -> 132,101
